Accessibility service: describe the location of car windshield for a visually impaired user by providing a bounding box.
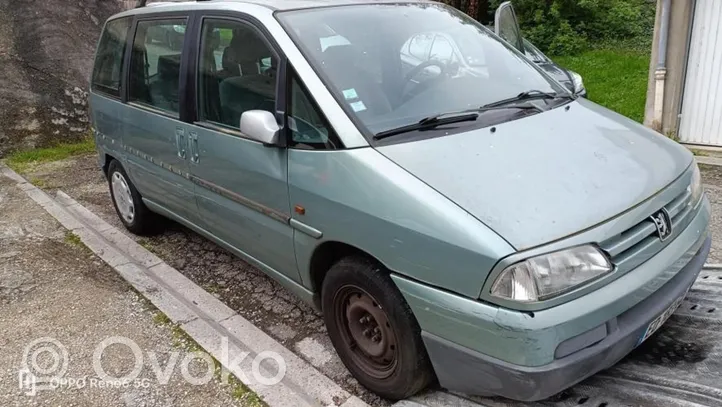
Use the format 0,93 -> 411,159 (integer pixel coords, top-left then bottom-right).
276,4 -> 567,138
523,39 -> 550,63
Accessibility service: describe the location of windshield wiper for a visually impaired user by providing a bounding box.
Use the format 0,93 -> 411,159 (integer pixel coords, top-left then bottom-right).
374,111 -> 479,140
483,90 -> 574,109
373,104 -> 544,140
478,103 -> 543,114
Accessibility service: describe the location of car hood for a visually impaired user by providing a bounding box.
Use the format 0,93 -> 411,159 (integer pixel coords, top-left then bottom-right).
376,99 -> 693,250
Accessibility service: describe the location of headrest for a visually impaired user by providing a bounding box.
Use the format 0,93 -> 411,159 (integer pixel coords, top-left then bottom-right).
157,53 -> 181,81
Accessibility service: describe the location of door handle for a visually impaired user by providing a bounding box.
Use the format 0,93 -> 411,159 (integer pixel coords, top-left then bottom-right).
189,132 -> 199,164
175,128 -> 186,159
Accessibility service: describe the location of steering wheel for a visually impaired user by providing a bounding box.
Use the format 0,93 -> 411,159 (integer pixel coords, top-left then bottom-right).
401,59 -> 448,102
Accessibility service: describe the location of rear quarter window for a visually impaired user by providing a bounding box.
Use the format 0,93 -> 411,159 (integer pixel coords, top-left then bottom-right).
92,17 -> 131,97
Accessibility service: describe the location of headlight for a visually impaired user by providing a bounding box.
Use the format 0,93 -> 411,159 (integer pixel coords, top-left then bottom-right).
570,71 -> 585,94
688,164 -> 703,207
490,245 -> 612,302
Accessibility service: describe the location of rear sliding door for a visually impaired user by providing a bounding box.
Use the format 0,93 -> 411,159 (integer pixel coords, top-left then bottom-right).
123,14 -> 198,224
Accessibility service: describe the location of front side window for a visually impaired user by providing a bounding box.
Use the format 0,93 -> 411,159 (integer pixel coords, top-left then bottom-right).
92,18 -> 131,97
197,18 -> 278,129
407,34 -> 433,60
128,18 -> 188,114
288,72 -> 342,150
277,4 -> 567,141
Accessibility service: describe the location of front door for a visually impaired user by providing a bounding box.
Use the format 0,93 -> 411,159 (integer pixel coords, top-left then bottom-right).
123,15 -> 198,223
185,16 -> 299,282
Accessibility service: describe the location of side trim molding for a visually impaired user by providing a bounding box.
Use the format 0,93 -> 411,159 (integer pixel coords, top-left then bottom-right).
115,137 -> 291,225
290,218 -> 323,239
190,175 -> 290,224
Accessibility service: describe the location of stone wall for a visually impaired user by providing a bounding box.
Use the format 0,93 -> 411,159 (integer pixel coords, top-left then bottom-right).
0,0 -> 125,157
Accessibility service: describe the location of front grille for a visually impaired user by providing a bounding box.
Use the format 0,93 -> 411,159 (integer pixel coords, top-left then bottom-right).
600,187 -> 697,273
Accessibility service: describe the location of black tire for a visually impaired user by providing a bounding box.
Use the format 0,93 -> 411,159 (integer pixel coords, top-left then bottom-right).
107,160 -> 161,236
321,256 -> 434,400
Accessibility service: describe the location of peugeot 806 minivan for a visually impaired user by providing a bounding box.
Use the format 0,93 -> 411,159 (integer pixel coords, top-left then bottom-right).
89,0 -> 711,401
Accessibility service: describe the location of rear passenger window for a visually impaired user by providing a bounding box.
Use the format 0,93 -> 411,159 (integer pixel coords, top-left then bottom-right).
197,18 -> 277,129
129,19 -> 188,115
92,18 -> 131,97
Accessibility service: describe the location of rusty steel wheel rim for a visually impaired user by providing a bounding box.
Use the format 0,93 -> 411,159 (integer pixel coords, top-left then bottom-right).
333,285 -> 398,379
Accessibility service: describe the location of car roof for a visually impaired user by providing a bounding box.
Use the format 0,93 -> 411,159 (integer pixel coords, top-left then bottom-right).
115,0 -> 433,16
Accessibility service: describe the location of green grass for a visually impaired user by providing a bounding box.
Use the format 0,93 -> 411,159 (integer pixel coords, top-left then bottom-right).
5,138 -> 95,173
64,231 -> 84,248
230,376 -> 267,407
29,177 -> 48,188
554,48 -> 650,123
152,311 -> 172,326
689,148 -> 710,157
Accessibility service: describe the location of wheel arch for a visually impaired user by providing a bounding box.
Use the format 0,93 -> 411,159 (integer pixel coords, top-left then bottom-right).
309,241 -> 385,297
102,153 -> 117,178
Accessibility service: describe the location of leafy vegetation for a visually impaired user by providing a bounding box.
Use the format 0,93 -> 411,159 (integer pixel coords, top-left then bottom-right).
439,1 -> 655,122
502,0 -> 655,55
443,0 -> 655,55
555,48 -> 649,122
5,138 -> 95,173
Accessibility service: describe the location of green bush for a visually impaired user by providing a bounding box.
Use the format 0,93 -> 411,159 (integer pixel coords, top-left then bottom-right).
549,21 -> 589,55
485,0 -> 654,54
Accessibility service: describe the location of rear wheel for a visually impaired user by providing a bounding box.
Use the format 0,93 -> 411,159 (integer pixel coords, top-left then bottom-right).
322,256 -> 434,400
107,160 -> 161,235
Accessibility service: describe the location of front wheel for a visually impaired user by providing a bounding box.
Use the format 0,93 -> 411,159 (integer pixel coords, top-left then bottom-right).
322,256 -> 434,400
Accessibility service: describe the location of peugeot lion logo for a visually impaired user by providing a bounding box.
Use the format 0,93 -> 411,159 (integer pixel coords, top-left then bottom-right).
650,209 -> 672,241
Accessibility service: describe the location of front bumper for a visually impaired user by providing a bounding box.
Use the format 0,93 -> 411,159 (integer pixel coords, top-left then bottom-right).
422,236 -> 710,401
392,197 -> 710,401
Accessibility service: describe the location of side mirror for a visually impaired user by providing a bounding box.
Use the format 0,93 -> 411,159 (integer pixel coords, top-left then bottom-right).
240,110 -> 280,145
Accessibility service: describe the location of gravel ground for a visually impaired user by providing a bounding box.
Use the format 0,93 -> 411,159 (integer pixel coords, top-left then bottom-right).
16,154 -> 388,406
15,154 -> 722,406
0,171 -> 262,406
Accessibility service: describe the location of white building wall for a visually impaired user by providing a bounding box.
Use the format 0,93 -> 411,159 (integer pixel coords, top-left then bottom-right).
679,0 -> 722,145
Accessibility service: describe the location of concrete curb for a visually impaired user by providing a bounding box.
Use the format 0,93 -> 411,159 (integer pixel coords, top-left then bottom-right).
696,156 -> 722,167
1,163 -> 368,407
392,391 -> 485,407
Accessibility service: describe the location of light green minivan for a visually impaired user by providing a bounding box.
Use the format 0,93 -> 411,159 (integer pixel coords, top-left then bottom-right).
90,0 -> 711,401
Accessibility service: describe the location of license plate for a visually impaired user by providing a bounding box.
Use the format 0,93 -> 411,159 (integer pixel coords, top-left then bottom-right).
637,291 -> 687,345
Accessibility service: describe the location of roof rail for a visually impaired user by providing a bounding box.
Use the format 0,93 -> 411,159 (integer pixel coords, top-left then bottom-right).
136,0 -> 211,7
